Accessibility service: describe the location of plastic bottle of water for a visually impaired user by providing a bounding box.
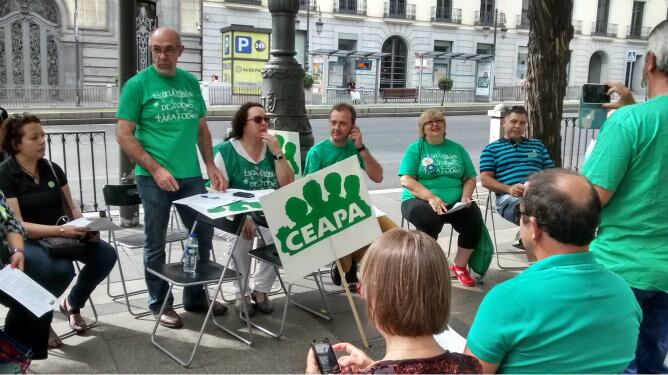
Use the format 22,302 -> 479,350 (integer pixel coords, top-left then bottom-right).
183,233 -> 199,275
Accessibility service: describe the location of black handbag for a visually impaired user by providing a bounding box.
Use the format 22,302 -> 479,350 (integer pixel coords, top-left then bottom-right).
36,160 -> 86,259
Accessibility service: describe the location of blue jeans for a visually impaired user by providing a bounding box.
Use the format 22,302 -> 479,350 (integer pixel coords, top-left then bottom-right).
495,194 -> 521,225
625,288 -> 668,374
136,175 -> 213,313
23,239 -> 117,308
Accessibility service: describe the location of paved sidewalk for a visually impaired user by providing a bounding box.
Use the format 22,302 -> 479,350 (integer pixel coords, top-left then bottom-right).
20,189 -> 530,373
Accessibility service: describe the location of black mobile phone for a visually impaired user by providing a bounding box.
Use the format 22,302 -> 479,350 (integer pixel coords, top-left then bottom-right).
311,338 -> 340,374
232,191 -> 255,198
582,83 -> 610,104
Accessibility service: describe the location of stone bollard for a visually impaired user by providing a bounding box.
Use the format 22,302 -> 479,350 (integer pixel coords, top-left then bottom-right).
487,103 -> 508,143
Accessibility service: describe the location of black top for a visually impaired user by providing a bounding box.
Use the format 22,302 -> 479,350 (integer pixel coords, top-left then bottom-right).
0,157 -> 68,225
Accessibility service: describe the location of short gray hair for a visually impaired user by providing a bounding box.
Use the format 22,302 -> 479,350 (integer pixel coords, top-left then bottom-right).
149,27 -> 182,47
647,20 -> 668,75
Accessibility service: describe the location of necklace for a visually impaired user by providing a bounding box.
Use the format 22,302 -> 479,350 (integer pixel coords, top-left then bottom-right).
17,161 -> 39,182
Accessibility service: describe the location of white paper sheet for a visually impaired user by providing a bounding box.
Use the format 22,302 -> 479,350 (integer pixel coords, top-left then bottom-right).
173,192 -> 240,210
445,201 -> 467,215
0,266 -> 57,317
64,217 -> 122,231
433,326 -> 467,353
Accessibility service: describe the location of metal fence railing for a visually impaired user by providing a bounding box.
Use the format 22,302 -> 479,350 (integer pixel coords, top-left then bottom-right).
561,116 -> 598,171
45,131 -> 110,213
1,86 -> 118,109
491,85 -> 582,102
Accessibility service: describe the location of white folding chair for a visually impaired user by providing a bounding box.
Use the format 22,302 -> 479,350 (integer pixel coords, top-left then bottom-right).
482,189 -> 528,270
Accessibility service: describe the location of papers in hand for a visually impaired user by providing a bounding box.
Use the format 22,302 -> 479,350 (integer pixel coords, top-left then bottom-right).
445,201 -> 467,215
0,266 -> 57,317
64,217 -> 122,231
174,189 -> 275,219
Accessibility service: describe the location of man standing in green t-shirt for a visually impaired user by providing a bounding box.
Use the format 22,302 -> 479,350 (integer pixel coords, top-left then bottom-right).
465,169 -> 641,374
116,27 -> 228,329
303,103 -> 393,287
581,20 -> 668,374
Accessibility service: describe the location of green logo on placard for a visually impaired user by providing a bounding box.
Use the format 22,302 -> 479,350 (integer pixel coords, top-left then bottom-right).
48,181 -> 55,188
276,172 -> 372,256
0,206 -> 7,222
276,134 -> 300,175
207,200 -> 262,215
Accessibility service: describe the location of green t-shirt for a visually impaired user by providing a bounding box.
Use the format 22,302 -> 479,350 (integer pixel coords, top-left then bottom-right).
116,66 -> 206,178
214,139 -> 278,190
303,139 -> 364,175
467,252 -> 641,374
398,138 -> 476,205
581,95 -> 668,292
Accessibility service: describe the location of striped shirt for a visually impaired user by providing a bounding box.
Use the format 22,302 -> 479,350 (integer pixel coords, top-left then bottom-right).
480,138 -> 553,195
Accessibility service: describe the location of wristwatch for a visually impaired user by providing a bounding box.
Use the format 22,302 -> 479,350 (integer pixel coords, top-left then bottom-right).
12,248 -> 23,254
273,152 -> 285,160
357,144 -> 367,152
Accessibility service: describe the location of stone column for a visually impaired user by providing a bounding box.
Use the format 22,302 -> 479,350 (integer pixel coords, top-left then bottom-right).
263,0 -> 314,161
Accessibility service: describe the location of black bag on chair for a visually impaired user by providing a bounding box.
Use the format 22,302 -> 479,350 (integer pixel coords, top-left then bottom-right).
36,159 -> 86,259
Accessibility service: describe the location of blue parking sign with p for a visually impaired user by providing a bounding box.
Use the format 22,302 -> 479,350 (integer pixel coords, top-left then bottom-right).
235,36 -> 252,54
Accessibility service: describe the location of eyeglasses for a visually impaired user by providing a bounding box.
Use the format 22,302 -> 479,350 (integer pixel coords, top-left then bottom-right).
424,119 -> 444,126
515,203 -> 543,226
151,46 -> 179,56
248,115 -> 270,124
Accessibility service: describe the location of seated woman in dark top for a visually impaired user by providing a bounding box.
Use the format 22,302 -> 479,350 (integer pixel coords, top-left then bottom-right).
0,190 -> 54,360
306,229 -> 481,374
0,113 -> 117,348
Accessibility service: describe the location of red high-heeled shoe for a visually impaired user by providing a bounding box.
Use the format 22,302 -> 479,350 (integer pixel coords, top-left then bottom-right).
449,264 -> 476,287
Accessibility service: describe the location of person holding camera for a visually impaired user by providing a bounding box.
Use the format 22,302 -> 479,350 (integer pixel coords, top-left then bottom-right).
0,113 -> 117,348
213,102 -> 294,316
305,229 -> 481,374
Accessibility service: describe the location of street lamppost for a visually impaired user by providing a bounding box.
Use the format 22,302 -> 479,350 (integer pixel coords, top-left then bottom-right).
303,0 -> 324,72
263,0 -> 315,161
482,9 -> 507,101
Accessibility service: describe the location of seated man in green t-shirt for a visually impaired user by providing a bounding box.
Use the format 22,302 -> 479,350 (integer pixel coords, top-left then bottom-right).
303,103 -> 394,287
464,169 -> 641,374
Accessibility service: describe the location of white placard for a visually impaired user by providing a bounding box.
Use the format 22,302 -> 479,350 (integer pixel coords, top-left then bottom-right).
260,156 -> 381,283
268,129 -> 302,179
176,189 -> 274,220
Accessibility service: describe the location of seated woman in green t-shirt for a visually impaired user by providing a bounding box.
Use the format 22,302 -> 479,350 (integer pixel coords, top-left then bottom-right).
213,102 -> 294,316
398,109 -> 484,287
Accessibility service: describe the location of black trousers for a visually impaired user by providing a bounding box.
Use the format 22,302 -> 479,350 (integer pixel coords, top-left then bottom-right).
0,291 -> 52,360
401,198 -> 484,249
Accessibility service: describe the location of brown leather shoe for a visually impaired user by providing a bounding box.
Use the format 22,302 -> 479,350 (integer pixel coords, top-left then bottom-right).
155,309 -> 183,329
184,300 -> 228,316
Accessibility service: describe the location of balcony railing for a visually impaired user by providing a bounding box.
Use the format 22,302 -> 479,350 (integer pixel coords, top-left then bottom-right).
298,0 -> 317,12
333,0 -> 367,16
573,20 -> 582,34
516,13 -> 529,29
475,10 -> 505,27
383,2 -> 415,20
627,25 -> 650,40
591,22 -> 618,37
431,6 -> 461,24
225,0 -> 262,5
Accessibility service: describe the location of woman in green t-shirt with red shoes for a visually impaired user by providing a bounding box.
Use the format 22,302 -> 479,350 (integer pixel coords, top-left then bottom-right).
398,109 -> 484,287
213,102 -> 294,316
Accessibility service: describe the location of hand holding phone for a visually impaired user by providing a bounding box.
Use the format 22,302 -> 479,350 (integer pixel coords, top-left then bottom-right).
311,338 -> 340,374
582,83 -> 611,104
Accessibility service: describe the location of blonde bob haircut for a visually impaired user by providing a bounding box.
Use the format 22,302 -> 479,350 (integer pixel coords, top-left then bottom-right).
417,109 -> 447,138
360,229 -> 451,336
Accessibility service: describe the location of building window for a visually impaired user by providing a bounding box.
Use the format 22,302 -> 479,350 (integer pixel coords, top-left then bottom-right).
595,0 -> 610,31
476,43 -> 493,55
433,40 -> 452,86
380,36 -> 408,89
630,1 -> 645,37
180,0 -> 201,34
479,0 -> 495,25
516,46 -> 528,79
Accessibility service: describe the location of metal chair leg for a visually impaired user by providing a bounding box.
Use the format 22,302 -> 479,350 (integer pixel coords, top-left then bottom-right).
290,272 -> 333,321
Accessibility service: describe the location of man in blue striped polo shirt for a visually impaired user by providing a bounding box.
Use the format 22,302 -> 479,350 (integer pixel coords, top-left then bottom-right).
480,106 -> 553,224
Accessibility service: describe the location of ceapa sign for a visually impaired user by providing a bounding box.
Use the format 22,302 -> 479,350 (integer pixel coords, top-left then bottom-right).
260,156 -> 381,283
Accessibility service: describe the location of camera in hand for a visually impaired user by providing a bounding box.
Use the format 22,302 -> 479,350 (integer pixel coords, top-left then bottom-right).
311,338 -> 340,374
582,83 -> 610,104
